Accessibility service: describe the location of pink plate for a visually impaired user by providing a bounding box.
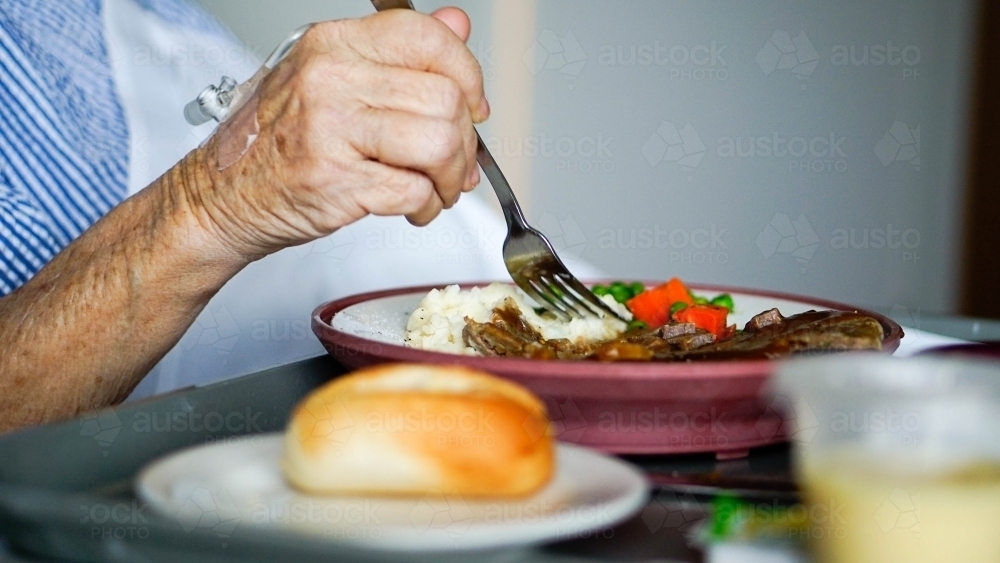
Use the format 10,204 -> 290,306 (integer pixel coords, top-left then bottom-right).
312,282 -> 902,458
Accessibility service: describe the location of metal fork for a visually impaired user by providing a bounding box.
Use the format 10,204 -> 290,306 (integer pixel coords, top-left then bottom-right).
372,0 -> 626,322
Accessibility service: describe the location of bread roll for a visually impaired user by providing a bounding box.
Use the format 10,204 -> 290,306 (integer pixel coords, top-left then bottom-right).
282,363 -> 554,497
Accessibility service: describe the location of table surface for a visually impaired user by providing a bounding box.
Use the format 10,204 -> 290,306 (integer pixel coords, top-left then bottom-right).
0,313 -> 996,563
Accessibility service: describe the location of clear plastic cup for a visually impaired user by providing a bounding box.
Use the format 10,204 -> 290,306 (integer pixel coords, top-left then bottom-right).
772,354 -> 1000,563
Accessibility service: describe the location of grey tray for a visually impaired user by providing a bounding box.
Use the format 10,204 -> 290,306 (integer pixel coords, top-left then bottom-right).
0,356 -> 707,563
1,315 -> 994,562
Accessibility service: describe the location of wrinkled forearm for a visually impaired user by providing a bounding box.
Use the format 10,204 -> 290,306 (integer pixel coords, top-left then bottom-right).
0,148 -> 248,432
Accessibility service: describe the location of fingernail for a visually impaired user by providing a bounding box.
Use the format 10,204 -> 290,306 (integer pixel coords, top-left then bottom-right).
471,167 -> 481,187
476,95 -> 490,121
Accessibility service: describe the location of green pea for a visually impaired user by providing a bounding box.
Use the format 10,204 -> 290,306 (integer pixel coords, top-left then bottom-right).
629,282 -> 645,296
627,320 -> 648,331
711,293 -> 734,312
592,285 -> 609,296
694,296 -> 709,305
669,301 -> 688,316
610,285 -> 631,304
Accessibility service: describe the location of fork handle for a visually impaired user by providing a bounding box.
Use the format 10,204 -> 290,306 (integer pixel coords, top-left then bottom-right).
371,0 -> 414,10
475,132 -> 530,233
369,0 -> 531,233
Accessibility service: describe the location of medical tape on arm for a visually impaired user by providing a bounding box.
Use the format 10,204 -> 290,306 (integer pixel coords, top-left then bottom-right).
184,25 -> 313,171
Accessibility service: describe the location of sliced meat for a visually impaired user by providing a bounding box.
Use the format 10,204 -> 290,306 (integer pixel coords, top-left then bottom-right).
746,308 -> 783,331
462,323 -> 500,356
462,320 -> 551,357
657,322 -> 697,339
491,298 -> 544,341
461,302 -> 885,363
675,310 -> 884,360
665,331 -> 716,351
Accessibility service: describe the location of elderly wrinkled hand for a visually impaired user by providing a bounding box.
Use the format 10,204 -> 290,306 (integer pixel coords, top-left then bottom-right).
181,8 -> 489,261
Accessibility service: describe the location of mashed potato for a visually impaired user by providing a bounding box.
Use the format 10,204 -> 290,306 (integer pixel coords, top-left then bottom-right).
405,283 -> 630,355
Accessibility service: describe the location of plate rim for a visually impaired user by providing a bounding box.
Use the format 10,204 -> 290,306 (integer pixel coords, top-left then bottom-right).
135,433 -> 651,552
311,280 -> 903,381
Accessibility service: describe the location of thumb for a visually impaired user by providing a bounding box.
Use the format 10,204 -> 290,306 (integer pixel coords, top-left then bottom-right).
431,6 -> 471,43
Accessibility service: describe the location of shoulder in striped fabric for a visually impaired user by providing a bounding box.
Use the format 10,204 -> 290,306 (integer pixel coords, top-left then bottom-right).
0,0 -> 129,295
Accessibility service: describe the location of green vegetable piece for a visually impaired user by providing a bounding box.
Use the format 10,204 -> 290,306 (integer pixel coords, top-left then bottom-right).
711,293 -> 734,312
629,282 -> 645,297
627,320 -> 648,331
591,285 -> 609,296
610,285 -> 631,304
669,301 -> 688,317
549,284 -> 563,297
709,494 -> 744,540
694,296 -> 709,306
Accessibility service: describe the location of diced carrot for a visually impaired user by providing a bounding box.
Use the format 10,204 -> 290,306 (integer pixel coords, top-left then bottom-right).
626,290 -> 670,327
660,277 -> 694,308
674,305 -> 729,338
626,278 -> 695,327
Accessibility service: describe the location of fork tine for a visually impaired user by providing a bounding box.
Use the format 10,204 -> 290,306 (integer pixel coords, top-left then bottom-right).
535,276 -> 589,319
528,278 -> 580,319
561,275 -> 628,321
549,275 -> 603,318
520,280 -> 572,321
527,278 -> 581,320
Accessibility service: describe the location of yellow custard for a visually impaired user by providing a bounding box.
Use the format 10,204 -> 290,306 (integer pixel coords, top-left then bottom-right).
800,451 -> 1000,563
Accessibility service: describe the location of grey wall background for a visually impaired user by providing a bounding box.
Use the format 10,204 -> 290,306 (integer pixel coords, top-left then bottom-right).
195,0 -> 976,315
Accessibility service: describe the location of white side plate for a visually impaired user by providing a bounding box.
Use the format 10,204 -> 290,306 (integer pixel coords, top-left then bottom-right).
136,434 -> 649,552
